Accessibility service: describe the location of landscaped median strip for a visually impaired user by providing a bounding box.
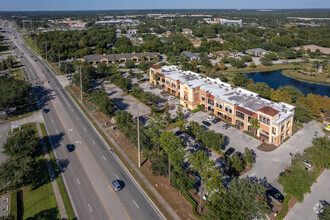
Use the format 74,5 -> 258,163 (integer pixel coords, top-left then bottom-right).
39,123 -> 76,220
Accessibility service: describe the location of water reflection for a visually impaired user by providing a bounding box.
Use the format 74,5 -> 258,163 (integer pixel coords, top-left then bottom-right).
245,70 -> 330,96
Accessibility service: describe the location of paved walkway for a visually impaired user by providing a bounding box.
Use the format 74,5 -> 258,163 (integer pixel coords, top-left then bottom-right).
285,169 -> 330,220
36,123 -> 68,220
69,87 -> 180,220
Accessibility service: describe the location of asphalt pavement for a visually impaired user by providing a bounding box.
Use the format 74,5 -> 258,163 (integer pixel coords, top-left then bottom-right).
2,21 -> 164,220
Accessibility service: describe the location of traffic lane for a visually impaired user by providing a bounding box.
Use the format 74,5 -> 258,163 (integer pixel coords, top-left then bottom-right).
53,83 -> 163,219
22,49 -> 111,220
51,94 -> 129,220
41,93 -> 110,220
15,31 -> 162,220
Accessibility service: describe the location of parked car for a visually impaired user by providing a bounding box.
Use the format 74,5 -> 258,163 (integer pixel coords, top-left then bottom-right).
267,187 -> 284,203
168,96 -> 175,100
202,121 -> 211,127
225,147 -> 235,156
222,124 -> 230,130
43,108 -> 49,113
302,158 -> 312,168
66,144 -> 75,152
212,118 -> 220,124
112,180 -> 122,191
235,151 -> 243,159
206,116 -> 215,121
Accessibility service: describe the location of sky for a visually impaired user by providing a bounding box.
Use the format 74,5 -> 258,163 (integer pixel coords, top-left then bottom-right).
1,0 -> 329,11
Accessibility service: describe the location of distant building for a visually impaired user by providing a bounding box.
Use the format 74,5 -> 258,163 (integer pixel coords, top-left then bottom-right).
82,52 -> 159,65
208,18 -> 243,26
191,41 -> 202,47
210,51 -> 233,57
182,28 -> 193,35
207,38 -> 225,44
246,48 -> 269,56
294,45 -> 330,55
149,65 -> 295,146
181,51 -> 200,60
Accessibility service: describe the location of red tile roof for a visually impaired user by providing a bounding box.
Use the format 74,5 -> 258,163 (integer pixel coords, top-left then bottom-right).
151,65 -> 161,69
258,106 -> 280,116
235,105 -> 255,116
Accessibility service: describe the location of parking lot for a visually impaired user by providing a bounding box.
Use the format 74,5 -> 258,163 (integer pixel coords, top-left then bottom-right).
104,83 -> 150,118
0,193 -> 9,217
186,111 -> 261,154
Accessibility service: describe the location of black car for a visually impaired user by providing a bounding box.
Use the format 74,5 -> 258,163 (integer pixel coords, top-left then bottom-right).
235,151 -> 243,159
212,118 -> 220,124
222,124 -> 230,130
43,108 -> 49,113
66,144 -> 75,152
202,121 -> 211,127
267,187 -> 284,203
112,180 -> 122,191
225,147 -> 235,156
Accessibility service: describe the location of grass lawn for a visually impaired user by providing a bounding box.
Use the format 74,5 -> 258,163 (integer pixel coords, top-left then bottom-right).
281,69 -> 330,86
22,184 -> 59,220
13,68 -> 23,80
222,63 -> 292,74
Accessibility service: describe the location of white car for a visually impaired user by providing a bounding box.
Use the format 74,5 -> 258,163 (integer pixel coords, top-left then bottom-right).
206,116 -> 215,121
168,96 -> 175,101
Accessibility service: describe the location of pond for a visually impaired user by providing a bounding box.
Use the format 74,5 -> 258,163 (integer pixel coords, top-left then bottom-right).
245,70 -> 330,96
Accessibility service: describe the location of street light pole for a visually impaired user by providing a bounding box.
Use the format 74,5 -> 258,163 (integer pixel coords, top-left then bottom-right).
137,107 -> 141,168
80,66 -> 83,101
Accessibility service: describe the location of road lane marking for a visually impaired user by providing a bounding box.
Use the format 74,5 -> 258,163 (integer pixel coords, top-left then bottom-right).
70,121 -> 131,220
49,95 -> 112,220
77,178 -> 80,185
84,127 -> 87,132
92,140 -> 95,144
56,129 -> 58,133
88,203 -> 92,212
52,119 -> 54,123
133,200 -> 139,208
77,117 -> 80,121
76,141 -> 81,144
103,155 -> 106,160
115,175 -> 119,179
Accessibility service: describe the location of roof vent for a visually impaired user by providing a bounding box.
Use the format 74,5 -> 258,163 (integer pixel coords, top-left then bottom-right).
282,104 -> 286,108
239,90 -> 241,92
282,109 -> 287,113
250,94 -> 253,96
225,88 -> 229,91
258,97 -> 261,100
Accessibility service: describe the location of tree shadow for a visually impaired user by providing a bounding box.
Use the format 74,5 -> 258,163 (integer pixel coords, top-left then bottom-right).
113,97 -> 129,111
47,132 -> 65,150
222,136 -> 230,150
25,207 -> 59,220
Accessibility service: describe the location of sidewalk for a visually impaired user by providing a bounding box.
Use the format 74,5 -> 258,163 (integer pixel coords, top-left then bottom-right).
36,123 -> 68,220
68,87 -> 180,220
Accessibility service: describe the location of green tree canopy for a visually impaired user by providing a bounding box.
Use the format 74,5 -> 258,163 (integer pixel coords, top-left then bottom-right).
304,136 -> 330,169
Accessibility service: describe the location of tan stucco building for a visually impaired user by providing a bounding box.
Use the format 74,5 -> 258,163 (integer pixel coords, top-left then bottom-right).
150,65 -> 295,146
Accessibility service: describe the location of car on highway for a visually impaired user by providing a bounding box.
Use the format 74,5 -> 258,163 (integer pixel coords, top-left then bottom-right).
43,108 -> 50,113
66,144 -> 75,152
206,116 -> 215,121
112,180 -> 122,191
202,121 -> 211,127
222,124 -> 230,130
225,147 -> 235,156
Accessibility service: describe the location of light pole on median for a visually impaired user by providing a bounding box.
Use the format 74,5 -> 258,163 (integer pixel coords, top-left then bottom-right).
137,106 -> 141,168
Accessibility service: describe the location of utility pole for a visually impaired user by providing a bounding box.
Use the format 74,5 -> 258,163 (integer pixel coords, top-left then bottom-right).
58,50 -> 61,71
45,44 -> 48,61
199,179 -> 204,214
80,66 -> 83,101
137,107 -> 141,168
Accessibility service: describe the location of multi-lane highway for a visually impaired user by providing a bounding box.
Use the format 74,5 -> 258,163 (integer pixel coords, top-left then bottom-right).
1,21 -> 164,220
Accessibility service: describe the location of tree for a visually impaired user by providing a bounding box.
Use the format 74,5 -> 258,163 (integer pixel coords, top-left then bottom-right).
260,57 -> 273,66
219,62 -> 226,70
278,153 -> 315,202
208,178 -> 269,219
232,73 -> 249,87
159,131 -> 186,186
59,62 -> 75,74
125,59 -> 136,68
304,136 -> 330,169
188,121 -> 204,140
0,76 -> 31,111
243,147 -> 254,164
270,89 -> 292,103
265,52 -> 278,60
249,61 -> 256,68
176,105 -> 184,120
241,55 -> 252,63
278,86 -> 303,102
228,153 -> 246,175
294,103 -> 312,122
96,62 -> 109,74
319,205 -> 330,220
250,118 -> 260,136
284,51 -> 297,59
91,87 -> 115,116
247,82 -> 271,99
201,130 -> 224,153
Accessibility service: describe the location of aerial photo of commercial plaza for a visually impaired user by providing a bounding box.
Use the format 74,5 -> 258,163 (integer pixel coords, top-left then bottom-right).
0,0 -> 329,219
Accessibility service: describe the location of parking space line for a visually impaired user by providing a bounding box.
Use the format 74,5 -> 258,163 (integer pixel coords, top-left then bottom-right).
103,155 -> 106,160
77,178 -> 80,185
115,174 -> 119,179
88,203 -> 92,212
92,140 -> 95,144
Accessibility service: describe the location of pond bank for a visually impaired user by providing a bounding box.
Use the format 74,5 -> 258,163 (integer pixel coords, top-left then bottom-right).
281,70 -> 330,86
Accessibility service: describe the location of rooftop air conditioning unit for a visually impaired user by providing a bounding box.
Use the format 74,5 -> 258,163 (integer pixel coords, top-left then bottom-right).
225,88 -> 229,91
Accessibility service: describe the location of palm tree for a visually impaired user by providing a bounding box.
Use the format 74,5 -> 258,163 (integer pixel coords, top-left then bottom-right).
250,118 -> 260,137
